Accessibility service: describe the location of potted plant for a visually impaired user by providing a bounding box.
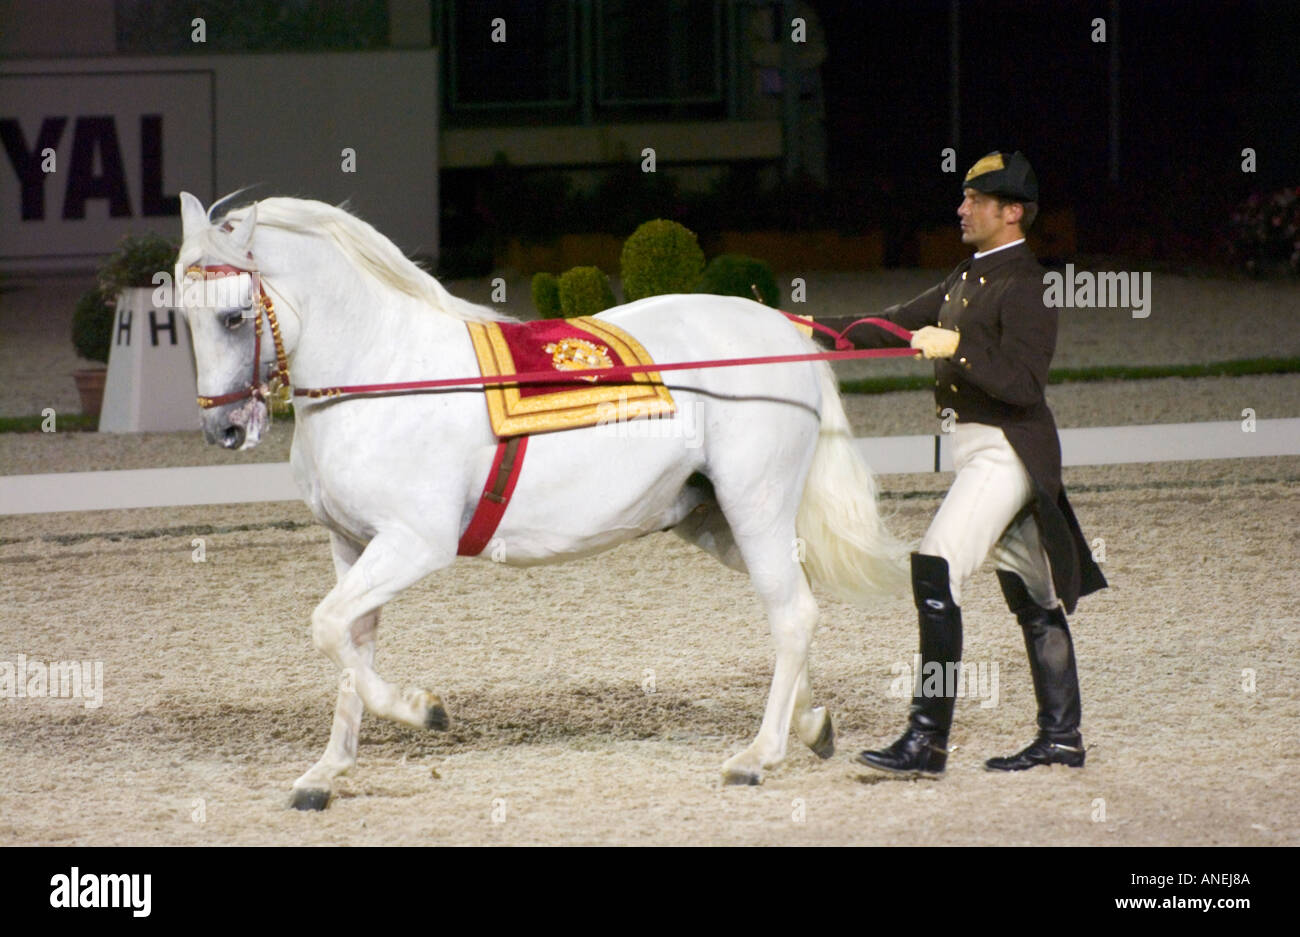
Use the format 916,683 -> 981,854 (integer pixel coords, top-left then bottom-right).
70,285 -> 115,416
98,232 -> 179,298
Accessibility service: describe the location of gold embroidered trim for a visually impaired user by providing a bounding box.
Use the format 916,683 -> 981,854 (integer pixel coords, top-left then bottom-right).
466,317 -> 676,437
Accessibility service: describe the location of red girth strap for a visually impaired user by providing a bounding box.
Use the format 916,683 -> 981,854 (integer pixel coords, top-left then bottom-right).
457,435 -> 529,556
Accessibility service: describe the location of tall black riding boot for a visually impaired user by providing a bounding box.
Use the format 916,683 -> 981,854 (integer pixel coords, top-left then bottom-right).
985,570 -> 1086,771
857,553 -> 962,777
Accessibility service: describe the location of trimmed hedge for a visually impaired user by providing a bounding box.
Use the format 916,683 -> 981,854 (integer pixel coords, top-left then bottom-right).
531,271 -> 562,319
696,253 -> 780,307
98,232 -> 178,294
557,266 -> 617,318
620,219 -> 704,301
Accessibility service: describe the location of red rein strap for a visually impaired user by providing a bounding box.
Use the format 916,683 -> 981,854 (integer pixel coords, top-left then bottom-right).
793,313 -> 914,350
294,316 -> 916,400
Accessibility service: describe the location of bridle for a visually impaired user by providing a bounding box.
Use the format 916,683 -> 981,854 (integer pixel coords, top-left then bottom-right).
186,258 -> 291,410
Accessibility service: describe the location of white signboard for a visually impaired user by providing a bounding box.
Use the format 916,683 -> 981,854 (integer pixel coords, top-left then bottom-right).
0,51 -> 439,273
0,70 -> 213,266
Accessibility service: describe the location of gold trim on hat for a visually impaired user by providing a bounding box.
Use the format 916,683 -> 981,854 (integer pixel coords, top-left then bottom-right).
964,153 -> 1005,181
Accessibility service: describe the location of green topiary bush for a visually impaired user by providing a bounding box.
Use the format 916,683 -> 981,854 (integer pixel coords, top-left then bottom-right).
98,232 -> 179,295
620,219 -> 705,301
72,286 -> 116,364
557,266 -> 617,318
531,271 -> 562,319
696,253 -> 781,308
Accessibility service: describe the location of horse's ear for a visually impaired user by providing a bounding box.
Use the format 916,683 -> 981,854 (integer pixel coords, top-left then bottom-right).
180,191 -> 207,238
228,203 -> 257,252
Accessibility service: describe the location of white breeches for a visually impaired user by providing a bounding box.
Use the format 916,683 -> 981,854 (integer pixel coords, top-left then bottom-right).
919,422 -> 1059,609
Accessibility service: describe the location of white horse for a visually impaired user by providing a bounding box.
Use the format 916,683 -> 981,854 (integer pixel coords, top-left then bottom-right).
177,191 -> 908,810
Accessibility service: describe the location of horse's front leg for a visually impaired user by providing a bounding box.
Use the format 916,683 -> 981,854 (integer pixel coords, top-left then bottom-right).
289,608 -> 374,811
290,528 -> 451,811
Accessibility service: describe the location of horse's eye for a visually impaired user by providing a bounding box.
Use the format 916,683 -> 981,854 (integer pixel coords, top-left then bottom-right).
222,310 -> 248,330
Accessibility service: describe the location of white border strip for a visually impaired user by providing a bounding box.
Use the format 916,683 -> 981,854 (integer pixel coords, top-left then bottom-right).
0,463 -> 299,515
856,418 -> 1299,474
2,419 -> 1297,515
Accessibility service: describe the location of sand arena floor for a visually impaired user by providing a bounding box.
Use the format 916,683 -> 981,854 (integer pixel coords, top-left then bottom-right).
1,453 -> 1296,845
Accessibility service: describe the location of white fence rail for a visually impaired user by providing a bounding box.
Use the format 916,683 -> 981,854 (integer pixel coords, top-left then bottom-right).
2,419 -> 1297,515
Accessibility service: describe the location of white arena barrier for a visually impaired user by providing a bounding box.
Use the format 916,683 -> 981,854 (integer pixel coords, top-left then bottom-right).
1,419 -> 1297,516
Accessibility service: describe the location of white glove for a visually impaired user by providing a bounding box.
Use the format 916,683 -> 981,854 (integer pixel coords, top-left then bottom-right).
911,326 -> 960,359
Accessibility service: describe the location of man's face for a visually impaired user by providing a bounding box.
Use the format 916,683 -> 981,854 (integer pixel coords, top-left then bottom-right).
958,188 -> 1019,251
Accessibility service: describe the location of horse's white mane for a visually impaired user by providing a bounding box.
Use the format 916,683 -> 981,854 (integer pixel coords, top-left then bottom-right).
185,195 -> 511,323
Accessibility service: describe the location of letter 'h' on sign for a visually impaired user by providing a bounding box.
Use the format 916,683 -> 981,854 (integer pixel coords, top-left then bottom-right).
99,289 -> 201,432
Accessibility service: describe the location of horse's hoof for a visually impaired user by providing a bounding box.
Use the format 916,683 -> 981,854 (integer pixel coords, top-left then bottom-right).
810,713 -> 835,760
423,698 -> 450,731
289,787 -> 331,811
722,769 -> 762,787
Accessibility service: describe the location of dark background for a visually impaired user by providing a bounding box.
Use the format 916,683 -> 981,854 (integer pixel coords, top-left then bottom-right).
107,0 -> 1300,268
817,0 -> 1298,258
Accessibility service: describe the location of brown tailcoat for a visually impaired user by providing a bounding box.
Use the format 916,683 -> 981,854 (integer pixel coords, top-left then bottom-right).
815,242 -> 1106,612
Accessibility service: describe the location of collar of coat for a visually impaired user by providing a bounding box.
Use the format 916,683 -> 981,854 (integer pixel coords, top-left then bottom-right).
962,240 -> 1036,280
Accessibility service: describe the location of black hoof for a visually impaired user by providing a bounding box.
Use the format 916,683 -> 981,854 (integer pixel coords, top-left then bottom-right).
723,770 -> 761,787
810,714 -> 835,760
424,703 -> 450,731
289,787 -> 331,811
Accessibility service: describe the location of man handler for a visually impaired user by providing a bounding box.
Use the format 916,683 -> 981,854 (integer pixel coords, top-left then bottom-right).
812,151 -> 1107,776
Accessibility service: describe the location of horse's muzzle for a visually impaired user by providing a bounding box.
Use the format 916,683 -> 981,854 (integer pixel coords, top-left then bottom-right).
202,397 -> 269,450
220,424 -> 246,449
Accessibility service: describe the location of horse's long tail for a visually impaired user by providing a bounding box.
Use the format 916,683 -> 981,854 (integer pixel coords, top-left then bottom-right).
796,360 -> 912,603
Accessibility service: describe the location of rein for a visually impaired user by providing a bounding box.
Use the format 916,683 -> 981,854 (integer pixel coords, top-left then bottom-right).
292,315 -> 917,401
187,258 -> 915,406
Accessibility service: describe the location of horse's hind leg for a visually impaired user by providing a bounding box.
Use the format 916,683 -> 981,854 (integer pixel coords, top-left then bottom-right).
718,523 -> 821,786
677,502 -> 832,759
290,529 -> 450,810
